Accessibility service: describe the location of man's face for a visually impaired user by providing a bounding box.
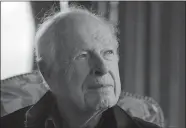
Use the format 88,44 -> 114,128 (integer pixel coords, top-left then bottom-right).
50,14 -> 121,111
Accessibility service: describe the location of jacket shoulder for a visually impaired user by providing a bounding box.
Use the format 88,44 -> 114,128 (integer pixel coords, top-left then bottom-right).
1,106 -> 31,128
133,117 -> 162,128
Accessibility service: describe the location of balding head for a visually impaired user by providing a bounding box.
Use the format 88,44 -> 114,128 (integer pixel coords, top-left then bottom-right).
35,7 -> 118,74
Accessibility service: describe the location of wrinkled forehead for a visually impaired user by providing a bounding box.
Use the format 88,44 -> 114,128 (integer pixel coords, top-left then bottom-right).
55,12 -> 117,46
56,12 -> 113,35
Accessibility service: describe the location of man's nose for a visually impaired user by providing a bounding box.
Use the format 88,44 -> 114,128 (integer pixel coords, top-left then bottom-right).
90,56 -> 109,76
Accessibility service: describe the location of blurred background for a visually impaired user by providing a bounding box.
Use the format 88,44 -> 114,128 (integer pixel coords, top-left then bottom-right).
1,1 -> 185,128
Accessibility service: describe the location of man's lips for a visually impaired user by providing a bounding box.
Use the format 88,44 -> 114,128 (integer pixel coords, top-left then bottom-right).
87,84 -> 113,90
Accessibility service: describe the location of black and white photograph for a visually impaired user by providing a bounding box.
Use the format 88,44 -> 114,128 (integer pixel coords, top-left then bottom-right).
1,1 -> 185,128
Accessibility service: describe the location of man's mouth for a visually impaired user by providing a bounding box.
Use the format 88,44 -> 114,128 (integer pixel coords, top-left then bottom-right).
87,84 -> 113,90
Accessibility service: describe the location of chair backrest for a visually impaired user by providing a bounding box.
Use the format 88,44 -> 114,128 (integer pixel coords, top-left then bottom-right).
118,92 -> 164,127
1,70 -> 164,127
1,70 -> 48,117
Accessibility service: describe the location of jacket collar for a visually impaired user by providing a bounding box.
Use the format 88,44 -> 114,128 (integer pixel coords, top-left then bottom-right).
25,91 -> 56,127
24,91 -> 144,128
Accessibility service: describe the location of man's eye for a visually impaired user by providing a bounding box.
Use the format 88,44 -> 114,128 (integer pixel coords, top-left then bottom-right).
103,50 -> 116,60
104,50 -> 114,55
76,53 -> 88,60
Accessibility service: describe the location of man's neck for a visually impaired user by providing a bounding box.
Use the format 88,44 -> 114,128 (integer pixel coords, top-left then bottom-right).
61,113 -> 102,128
55,99 -> 106,128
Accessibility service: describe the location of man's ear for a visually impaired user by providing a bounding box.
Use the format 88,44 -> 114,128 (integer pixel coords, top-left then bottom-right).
37,60 -> 50,83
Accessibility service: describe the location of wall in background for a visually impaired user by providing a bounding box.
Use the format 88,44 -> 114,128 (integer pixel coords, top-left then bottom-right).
117,2 -> 185,128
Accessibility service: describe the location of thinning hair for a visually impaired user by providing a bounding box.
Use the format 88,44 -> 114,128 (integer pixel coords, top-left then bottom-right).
35,6 -> 119,73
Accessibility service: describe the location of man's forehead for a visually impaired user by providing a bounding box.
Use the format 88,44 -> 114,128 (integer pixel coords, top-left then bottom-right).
53,11 -> 118,55
55,11 -> 113,36
58,13 -> 115,41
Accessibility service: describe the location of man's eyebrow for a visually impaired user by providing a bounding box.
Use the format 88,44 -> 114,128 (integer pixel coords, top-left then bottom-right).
74,47 -> 88,53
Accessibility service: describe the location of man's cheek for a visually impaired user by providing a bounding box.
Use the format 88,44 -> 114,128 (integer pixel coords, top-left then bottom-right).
110,64 -> 120,84
69,61 -> 90,86
75,60 -> 90,81
113,63 -> 120,75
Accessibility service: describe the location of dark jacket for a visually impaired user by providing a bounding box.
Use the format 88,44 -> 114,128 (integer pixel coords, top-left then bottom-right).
1,91 -> 162,128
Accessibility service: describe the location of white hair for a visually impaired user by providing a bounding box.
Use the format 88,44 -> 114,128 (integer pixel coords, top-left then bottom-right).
35,6 -> 119,73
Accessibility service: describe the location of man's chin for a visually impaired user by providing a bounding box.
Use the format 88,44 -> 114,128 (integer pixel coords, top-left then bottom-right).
95,98 -> 116,110
85,95 -> 117,111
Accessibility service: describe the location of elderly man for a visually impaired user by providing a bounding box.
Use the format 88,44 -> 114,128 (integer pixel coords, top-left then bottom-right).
1,8 -> 162,128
